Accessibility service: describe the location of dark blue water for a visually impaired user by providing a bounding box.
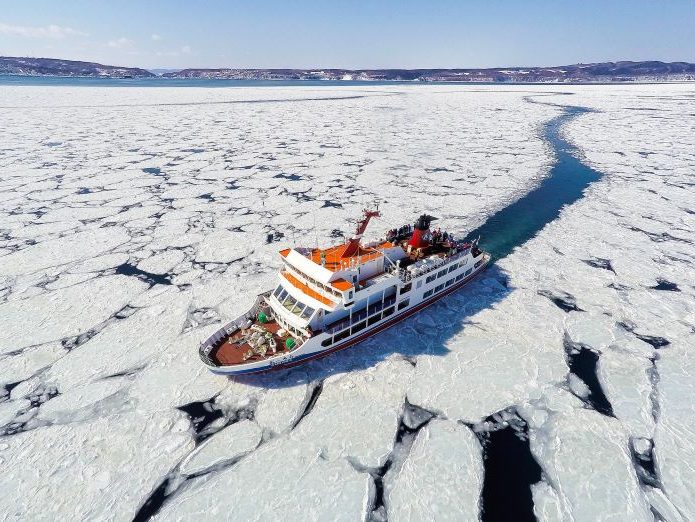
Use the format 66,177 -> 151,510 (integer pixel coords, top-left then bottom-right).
467,104 -> 601,260
480,424 -> 542,522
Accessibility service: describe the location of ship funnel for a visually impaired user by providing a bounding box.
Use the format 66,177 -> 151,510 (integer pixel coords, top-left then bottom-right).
407,214 -> 437,250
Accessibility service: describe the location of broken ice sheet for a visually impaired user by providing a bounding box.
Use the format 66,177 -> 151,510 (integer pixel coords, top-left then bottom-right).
0,83 -> 694,520
155,438 -> 371,521
521,392 -> 653,521
0,275 -> 146,354
384,419 -> 483,520
178,419 -> 262,476
290,358 -> 414,468
0,410 -> 193,520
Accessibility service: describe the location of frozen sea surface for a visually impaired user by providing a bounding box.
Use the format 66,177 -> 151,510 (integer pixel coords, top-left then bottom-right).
0,83 -> 694,521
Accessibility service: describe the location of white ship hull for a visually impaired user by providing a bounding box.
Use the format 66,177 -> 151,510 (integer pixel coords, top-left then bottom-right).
200,252 -> 491,376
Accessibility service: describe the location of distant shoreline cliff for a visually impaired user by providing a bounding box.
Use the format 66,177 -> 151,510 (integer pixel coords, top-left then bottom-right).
165,61 -> 695,82
2,56 -> 694,82
0,56 -> 154,78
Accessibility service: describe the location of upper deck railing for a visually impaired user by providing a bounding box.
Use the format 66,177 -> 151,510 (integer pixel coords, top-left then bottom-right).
199,296 -> 263,365
388,247 -> 471,283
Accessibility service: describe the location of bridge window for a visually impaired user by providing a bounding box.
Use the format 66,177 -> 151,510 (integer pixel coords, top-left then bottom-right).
276,287 -> 315,320
281,293 -> 297,310
300,306 -> 315,319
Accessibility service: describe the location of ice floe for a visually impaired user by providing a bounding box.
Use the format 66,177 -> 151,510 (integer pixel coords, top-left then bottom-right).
179,419 -> 262,476
384,419 -> 483,520
155,438 -> 371,521
0,410 -> 193,520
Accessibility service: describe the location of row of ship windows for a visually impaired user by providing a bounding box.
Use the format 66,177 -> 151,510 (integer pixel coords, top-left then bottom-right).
321,298 -> 410,347
424,260 -> 467,285
422,268 -> 472,298
320,264 -> 475,347
325,293 -> 397,334
275,314 -> 305,338
272,285 -> 316,319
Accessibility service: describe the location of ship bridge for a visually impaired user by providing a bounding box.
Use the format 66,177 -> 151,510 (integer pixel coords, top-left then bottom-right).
275,209 -> 407,309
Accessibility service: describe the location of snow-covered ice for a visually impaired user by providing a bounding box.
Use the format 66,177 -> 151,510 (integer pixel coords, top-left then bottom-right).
1,83 -> 694,520
178,419 -> 262,475
384,419 -> 483,520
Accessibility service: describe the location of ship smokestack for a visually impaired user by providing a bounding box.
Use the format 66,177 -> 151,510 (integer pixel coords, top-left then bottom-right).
407,214 -> 436,250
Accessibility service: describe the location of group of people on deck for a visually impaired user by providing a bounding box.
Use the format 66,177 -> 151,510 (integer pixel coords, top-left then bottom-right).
386,223 -> 413,241
385,224 -> 455,246
431,228 -> 452,244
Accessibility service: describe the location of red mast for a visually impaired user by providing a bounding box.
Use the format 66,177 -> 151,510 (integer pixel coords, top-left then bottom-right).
340,208 -> 380,258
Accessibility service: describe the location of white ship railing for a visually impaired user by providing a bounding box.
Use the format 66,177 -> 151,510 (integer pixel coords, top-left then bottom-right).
198,293 -> 267,366
389,247 -> 471,283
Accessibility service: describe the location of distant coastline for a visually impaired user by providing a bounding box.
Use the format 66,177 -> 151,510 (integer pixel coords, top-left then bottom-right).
1,56 -> 694,83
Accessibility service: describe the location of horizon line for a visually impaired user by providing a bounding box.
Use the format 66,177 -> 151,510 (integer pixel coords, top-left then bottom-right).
2,55 -> 694,72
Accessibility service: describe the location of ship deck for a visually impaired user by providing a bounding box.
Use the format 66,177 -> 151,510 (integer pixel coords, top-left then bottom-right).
212,319 -> 295,366
306,241 -> 394,272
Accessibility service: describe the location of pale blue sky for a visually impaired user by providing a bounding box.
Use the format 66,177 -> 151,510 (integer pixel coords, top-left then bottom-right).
1,0 -> 694,69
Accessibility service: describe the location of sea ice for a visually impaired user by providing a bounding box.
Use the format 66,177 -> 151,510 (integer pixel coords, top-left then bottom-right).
0,342 -> 66,387
523,401 -> 652,521
0,410 -> 193,520
179,419 -> 262,475
290,358 -> 414,468
0,227 -> 130,276
653,339 -> 695,520
531,481 -> 564,522
1,82 -> 693,520
597,345 -> 655,439
0,275 -> 145,353
155,438 -> 371,521
384,419 -> 483,520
